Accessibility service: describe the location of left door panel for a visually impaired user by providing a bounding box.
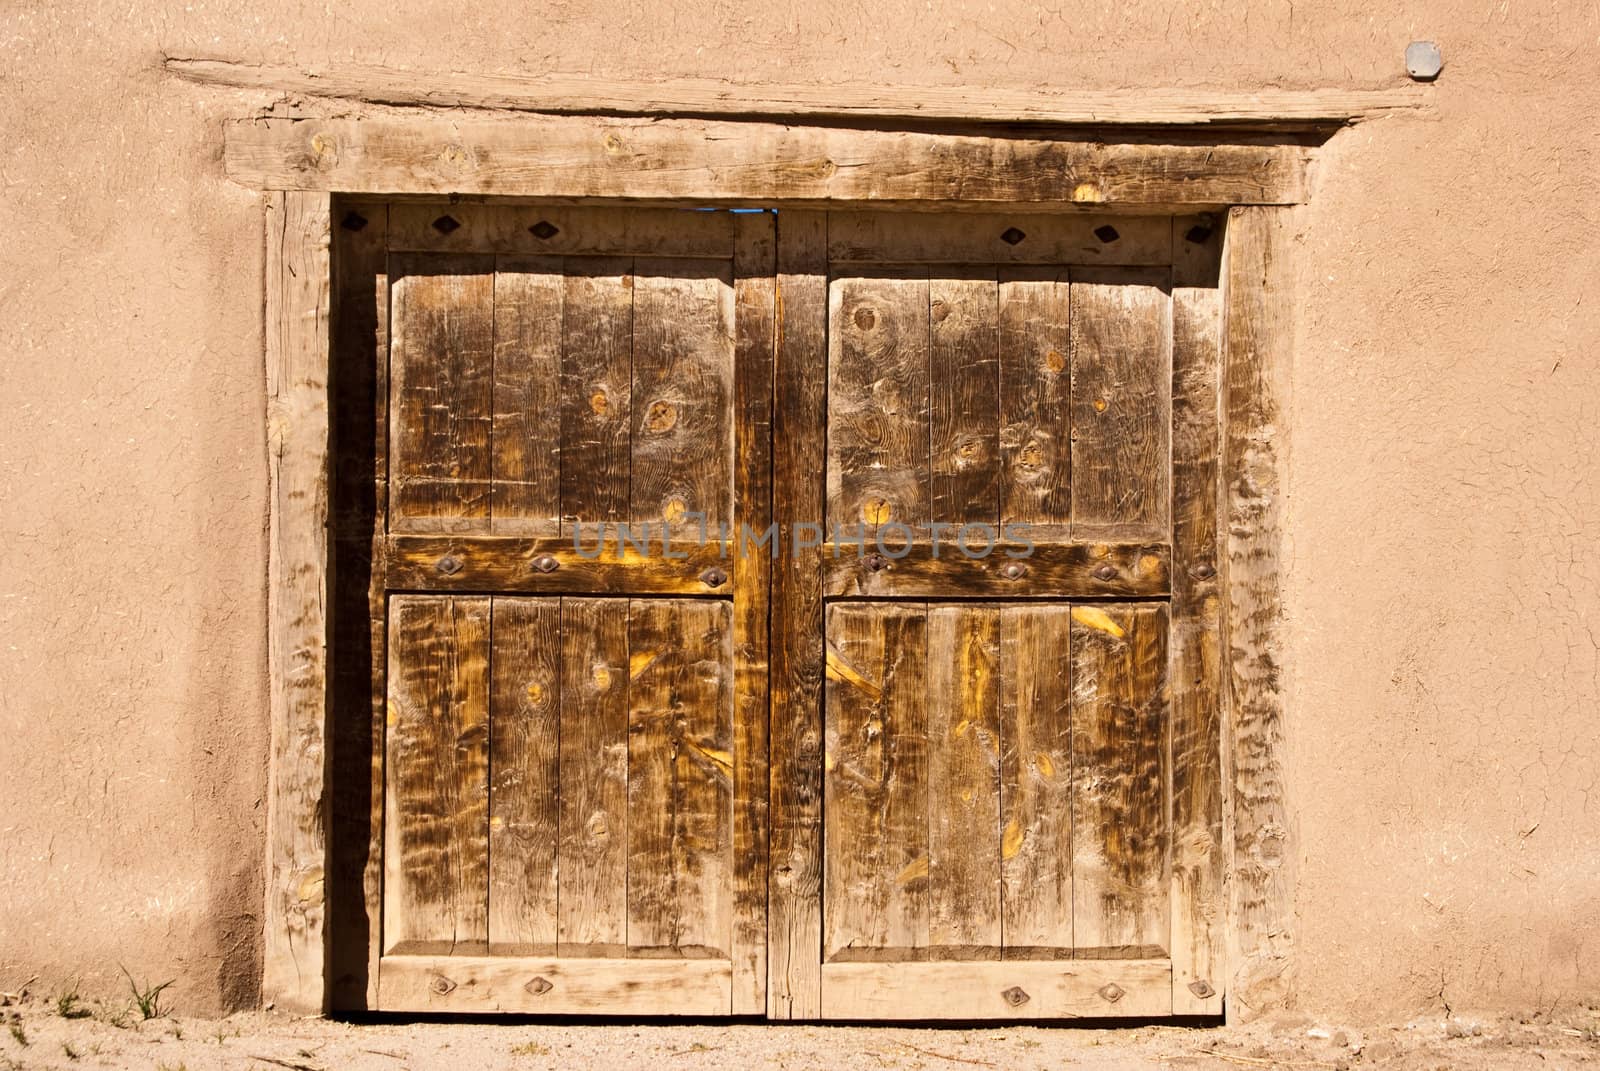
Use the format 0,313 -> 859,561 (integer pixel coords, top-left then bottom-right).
328,203 -> 774,1014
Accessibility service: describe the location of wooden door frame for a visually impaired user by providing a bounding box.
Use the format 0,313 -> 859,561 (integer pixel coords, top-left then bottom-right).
249,113 -> 1303,1019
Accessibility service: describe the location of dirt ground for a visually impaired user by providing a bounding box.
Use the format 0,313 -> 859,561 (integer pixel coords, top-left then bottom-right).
3,989 -> 1599,1071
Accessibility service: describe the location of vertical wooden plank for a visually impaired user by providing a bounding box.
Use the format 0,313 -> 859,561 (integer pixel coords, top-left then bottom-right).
1069,268 -> 1172,540
491,258 -> 564,535
630,258 -> 735,527
823,603 -> 929,961
487,597 -> 561,954
731,211 -> 775,1014
1170,214 -> 1226,1016
929,270 -> 1000,526
264,191 -> 332,1013
926,605 -> 1002,957
561,258 -> 634,526
827,269 -> 930,535
998,605 -> 1074,957
768,209 -> 827,1019
327,199 -> 388,1010
388,254 -> 494,532
1222,206 -> 1294,1021
383,595 -> 491,955
998,270 -> 1071,536
557,597 -> 631,954
1070,603 -> 1169,960
627,600 -> 735,958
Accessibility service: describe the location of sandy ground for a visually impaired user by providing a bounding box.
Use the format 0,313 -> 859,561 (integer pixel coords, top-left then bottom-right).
3,988 -> 1599,1070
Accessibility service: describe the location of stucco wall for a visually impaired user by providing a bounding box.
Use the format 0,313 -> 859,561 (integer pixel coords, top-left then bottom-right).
1,0 -> 1595,1020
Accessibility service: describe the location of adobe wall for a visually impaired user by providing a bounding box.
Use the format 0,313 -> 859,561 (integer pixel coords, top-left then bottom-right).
1,0 -> 1595,1019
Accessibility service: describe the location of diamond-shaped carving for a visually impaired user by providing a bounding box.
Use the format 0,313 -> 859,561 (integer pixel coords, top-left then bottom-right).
525,976 -> 554,996
1094,224 -> 1120,243
1185,223 -> 1214,245
1097,982 -> 1126,1003
529,220 -> 561,240
1000,226 -> 1027,246
431,214 -> 462,235
340,211 -> 369,232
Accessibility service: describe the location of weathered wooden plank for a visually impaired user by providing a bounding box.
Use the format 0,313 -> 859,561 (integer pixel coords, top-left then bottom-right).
487,597 -> 561,954
832,213 -> 1171,266
824,602 -> 929,961
388,254 -> 495,533
818,960 -> 1172,1020
556,597 -> 631,954
327,198 -> 387,1011
560,258 -> 633,526
827,270 -> 930,535
376,955 -> 732,1015
1170,216 -> 1226,1016
929,270 -> 1000,527
388,203 -> 734,256
629,258 -> 735,527
998,605 -> 1074,957
264,191 -> 332,1013
626,600 -> 734,960
926,606 -> 1002,957
490,257 -> 563,536
997,270 -> 1071,536
1069,603 -> 1169,959
224,117 -> 1315,205
383,535 -> 732,595
1222,206 -> 1294,1021
1069,268 -> 1172,541
730,210 -> 775,1015
768,210 -> 828,1019
821,541 -> 1170,600
383,595 -> 491,955
180,58 -> 1431,129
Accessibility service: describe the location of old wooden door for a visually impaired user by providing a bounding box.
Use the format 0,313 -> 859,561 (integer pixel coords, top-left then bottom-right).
333,205 -> 774,1014
768,212 -> 1226,1019
332,204 -> 1224,1020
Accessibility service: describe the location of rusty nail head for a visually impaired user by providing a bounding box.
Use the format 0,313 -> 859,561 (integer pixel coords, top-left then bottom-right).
436,555 -> 463,575
864,553 -> 888,573
701,567 -> 729,588
1093,564 -> 1118,581
532,555 -> 559,574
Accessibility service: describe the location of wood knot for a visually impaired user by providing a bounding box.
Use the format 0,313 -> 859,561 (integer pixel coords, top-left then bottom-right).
428,975 -> 457,996
1001,986 -> 1030,1007
853,306 -> 877,331
930,299 -> 950,323
532,555 -> 560,574
1097,982 -> 1126,1003
436,555 -> 464,576
646,400 -> 678,432
525,976 -> 554,996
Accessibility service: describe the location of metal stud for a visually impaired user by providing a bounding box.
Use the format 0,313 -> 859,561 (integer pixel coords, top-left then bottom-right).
1094,224 -> 1120,243
1093,564 -> 1118,581
1097,982 -> 1126,1003
1192,562 -> 1216,580
429,975 -> 457,995
1000,561 -> 1028,581
525,976 -> 554,996
864,553 -> 889,573
436,555 -> 464,576
530,220 -> 560,240
1405,41 -> 1443,81
532,555 -> 560,574
1001,986 -> 1031,1007
1000,227 -> 1027,246
340,210 -> 369,232
1185,223 -> 1214,245
1188,979 -> 1216,999
431,214 -> 462,235
700,566 -> 729,588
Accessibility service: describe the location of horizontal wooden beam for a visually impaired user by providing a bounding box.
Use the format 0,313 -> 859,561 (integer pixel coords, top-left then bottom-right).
223,116 -> 1312,206
377,955 -> 731,1014
818,959 -> 1171,1019
171,56 -> 1430,129
383,535 -> 735,596
821,541 -> 1170,599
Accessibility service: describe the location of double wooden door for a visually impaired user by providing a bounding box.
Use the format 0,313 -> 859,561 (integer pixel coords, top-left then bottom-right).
328,204 -> 1225,1019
